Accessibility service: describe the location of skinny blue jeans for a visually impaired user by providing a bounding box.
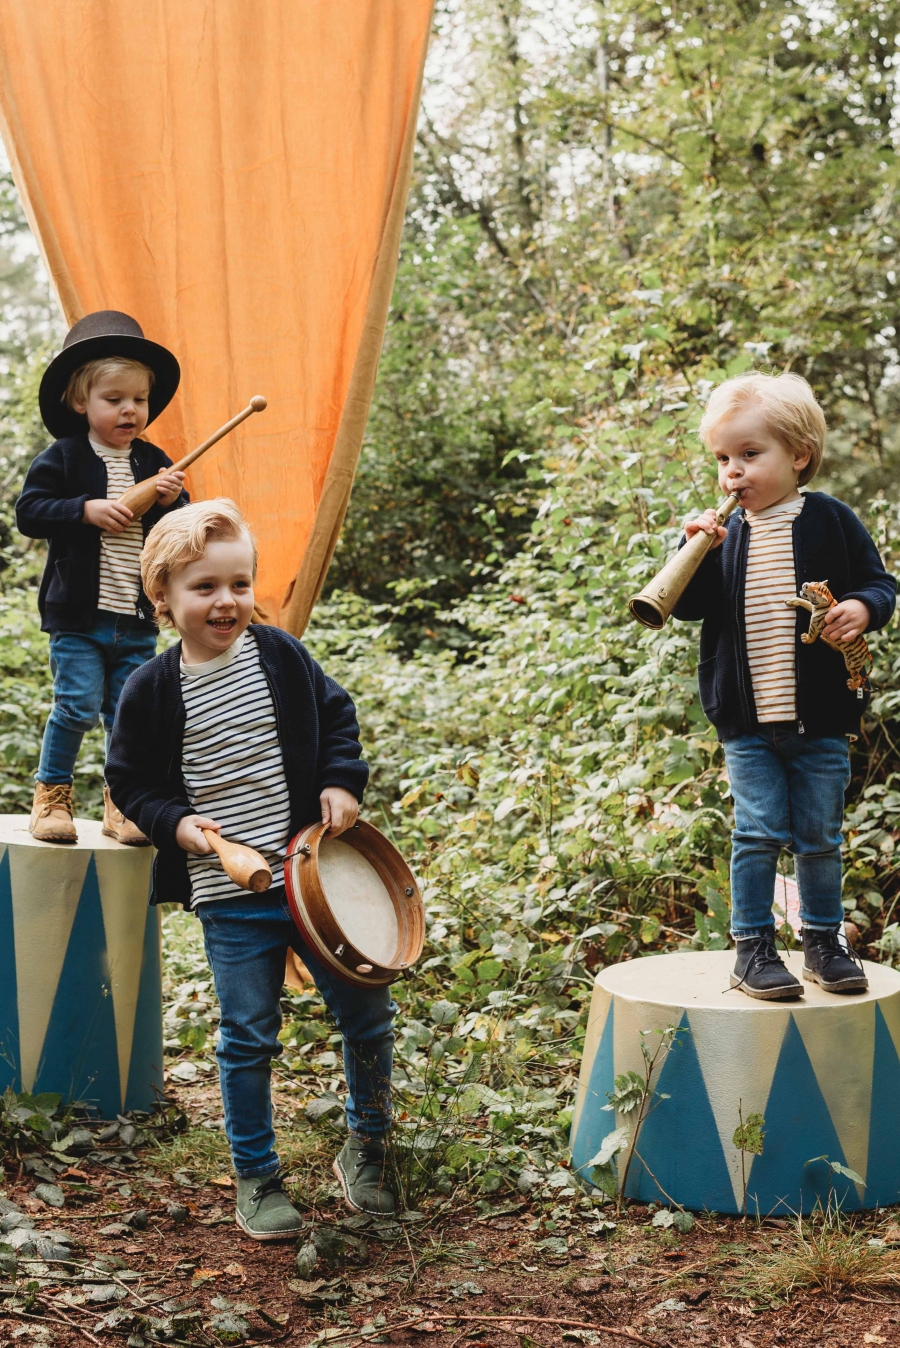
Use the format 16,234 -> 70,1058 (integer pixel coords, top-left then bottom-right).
197,889 -> 396,1178
37,612 -> 158,784
723,724 -> 850,939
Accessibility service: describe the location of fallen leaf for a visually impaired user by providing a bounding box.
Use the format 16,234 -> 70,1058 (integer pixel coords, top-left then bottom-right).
882,1225 -> 900,1244
34,1183 -> 65,1209
193,1268 -> 222,1282
571,1277 -> 610,1295
168,1061 -> 199,1083
223,1262 -> 246,1279
211,1176 -> 235,1189
863,1337 -> 886,1345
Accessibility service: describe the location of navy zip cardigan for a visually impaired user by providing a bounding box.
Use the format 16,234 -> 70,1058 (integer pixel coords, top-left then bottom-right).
105,625 -> 369,910
672,491 -> 896,741
16,434 -> 189,632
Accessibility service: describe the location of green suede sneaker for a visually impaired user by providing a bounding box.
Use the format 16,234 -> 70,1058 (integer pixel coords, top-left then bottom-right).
333,1136 -> 396,1215
235,1173 -> 304,1240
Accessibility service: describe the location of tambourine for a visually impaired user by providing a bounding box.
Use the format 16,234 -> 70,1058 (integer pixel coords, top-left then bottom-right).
284,820 -> 425,988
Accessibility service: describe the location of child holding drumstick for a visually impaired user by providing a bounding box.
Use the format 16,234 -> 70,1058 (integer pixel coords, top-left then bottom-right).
106,499 -> 397,1238
16,310 -> 187,845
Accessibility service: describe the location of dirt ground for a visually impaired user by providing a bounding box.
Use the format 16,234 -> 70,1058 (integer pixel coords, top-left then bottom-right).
3,1078 -> 900,1348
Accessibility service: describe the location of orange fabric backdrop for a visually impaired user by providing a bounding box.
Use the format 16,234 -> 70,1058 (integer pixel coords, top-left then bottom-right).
0,1 -> 432,629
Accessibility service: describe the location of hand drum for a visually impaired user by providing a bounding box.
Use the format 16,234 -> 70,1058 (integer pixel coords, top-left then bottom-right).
284,820 -> 424,987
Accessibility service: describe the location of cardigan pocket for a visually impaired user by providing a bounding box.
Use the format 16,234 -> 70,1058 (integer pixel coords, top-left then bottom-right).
45,557 -> 70,605
697,656 -> 720,716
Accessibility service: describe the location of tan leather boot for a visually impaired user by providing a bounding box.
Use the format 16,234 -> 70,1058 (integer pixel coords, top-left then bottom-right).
29,782 -> 77,843
102,787 -> 150,846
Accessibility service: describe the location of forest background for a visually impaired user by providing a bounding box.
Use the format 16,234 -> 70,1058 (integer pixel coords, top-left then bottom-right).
0,0 -> 899,1195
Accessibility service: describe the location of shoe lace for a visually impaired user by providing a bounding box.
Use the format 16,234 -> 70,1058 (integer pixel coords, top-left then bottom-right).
729,931 -> 790,993
38,785 -> 72,816
353,1144 -> 386,1175
811,928 -> 866,975
251,1174 -> 286,1204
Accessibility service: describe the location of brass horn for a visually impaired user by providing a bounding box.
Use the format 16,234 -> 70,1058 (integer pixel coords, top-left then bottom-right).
628,494 -> 740,630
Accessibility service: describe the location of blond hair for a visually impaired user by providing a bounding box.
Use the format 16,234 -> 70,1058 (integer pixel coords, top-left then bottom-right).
698,371 -> 826,486
64,357 -> 155,411
141,499 -> 257,627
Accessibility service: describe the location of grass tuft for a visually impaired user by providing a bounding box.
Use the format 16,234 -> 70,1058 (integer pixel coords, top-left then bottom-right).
735,1210 -> 900,1301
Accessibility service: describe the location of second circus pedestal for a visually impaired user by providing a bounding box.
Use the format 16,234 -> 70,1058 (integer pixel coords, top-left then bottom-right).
570,950 -> 900,1215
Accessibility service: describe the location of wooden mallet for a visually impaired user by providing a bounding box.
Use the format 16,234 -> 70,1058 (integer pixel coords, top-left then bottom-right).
116,395 -> 268,520
202,829 -> 273,893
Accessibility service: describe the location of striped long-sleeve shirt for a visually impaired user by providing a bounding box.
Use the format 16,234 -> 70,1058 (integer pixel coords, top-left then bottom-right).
89,439 -> 144,615
744,496 -> 805,722
180,630 -> 292,906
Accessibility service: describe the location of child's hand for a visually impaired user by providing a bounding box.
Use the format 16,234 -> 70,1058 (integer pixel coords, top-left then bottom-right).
155,469 -> 186,506
320,787 -> 359,837
684,509 -> 727,549
824,598 -> 870,642
83,498 -> 134,533
175,815 -> 221,854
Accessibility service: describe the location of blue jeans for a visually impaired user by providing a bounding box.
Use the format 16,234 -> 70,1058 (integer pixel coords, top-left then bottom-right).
723,724 -> 850,939
37,612 -> 158,784
197,889 -> 396,1178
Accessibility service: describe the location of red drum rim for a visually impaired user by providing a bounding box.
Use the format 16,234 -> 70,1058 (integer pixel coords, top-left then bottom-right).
284,819 -> 425,988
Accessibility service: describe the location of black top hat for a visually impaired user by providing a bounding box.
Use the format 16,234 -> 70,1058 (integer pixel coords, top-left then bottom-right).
39,310 -> 181,439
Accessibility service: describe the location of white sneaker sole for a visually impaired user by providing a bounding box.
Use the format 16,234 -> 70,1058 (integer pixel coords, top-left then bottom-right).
234,1206 -> 304,1241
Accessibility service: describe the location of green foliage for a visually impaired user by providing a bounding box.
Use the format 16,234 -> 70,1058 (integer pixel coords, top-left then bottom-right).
0,1087 -> 68,1151
806,1154 -> 866,1189
733,1112 -> 766,1157
1,0 -> 900,1213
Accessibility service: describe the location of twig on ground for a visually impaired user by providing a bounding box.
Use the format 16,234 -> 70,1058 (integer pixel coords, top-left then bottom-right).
1,1305 -> 103,1346
312,1311 -> 661,1347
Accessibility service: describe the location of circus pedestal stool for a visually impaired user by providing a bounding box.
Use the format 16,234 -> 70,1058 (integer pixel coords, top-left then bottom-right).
0,815 -> 163,1119
570,950 -> 900,1216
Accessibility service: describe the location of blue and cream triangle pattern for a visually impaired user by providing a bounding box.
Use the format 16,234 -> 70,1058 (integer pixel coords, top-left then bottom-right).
0,818 -> 163,1120
570,951 -> 900,1215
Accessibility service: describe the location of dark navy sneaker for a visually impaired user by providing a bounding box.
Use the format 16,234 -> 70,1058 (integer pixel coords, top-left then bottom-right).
333,1136 -> 396,1215
235,1172 -> 304,1240
802,927 -> 869,994
730,930 -> 803,1001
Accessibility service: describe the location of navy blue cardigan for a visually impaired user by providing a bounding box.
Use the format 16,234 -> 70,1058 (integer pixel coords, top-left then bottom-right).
16,435 -> 189,632
672,492 -> 896,741
106,625 -> 369,909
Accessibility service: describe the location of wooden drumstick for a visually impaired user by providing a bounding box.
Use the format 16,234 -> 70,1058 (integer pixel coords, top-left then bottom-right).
116,395 -> 267,520
202,829 -> 272,893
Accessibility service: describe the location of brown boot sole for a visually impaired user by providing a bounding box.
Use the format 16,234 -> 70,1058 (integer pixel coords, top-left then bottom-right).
802,967 -> 868,994
101,826 -> 151,847
29,828 -> 77,844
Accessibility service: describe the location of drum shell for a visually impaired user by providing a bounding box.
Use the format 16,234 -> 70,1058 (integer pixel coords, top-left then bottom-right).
284,820 -> 424,987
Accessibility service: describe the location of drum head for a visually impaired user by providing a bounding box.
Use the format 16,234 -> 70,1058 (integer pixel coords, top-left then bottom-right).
318,837 -> 399,967
284,819 -> 425,987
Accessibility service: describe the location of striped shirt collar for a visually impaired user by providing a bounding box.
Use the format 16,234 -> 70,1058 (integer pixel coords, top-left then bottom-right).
180,630 -> 248,679
89,437 -> 133,458
745,495 -> 805,525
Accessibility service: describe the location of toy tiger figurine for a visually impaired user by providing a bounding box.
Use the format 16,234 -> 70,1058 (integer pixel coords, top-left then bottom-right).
784,580 -> 873,694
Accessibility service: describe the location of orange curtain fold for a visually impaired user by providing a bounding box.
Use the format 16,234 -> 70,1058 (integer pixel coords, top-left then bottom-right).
0,0 -> 432,630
